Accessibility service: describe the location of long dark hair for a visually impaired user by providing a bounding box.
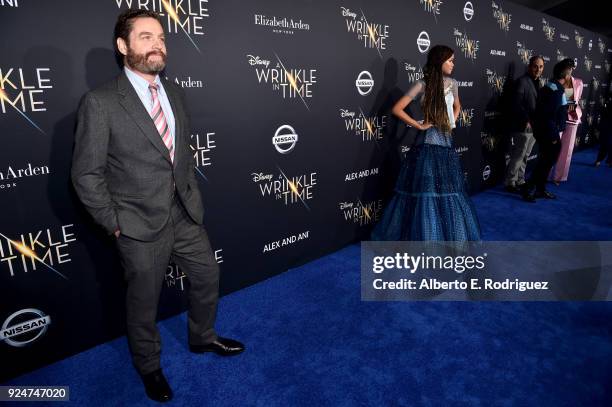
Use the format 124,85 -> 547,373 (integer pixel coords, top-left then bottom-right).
423,45 -> 454,133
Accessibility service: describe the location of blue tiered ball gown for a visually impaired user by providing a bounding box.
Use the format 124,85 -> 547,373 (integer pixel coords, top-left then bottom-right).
372,126 -> 481,241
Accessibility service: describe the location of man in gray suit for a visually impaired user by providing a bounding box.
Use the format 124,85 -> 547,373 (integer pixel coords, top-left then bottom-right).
71,9 -> 243,402
504,55 -> 544,193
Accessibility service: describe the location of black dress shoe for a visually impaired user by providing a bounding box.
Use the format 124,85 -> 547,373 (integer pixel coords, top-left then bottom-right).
534,190 -> 556,199
141,369 -> 173,402
504,185 -> 521,194
520,184 -> 536,203
190,337 -> 245,356
522,192 -> 536,203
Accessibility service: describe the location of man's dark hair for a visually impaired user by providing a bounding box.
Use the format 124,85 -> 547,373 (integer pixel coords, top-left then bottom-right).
529,55 -> 544,66
114,9 -> 162,45
553,59 -> 573,80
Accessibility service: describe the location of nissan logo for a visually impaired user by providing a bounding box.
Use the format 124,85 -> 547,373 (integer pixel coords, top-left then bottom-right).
272,125 -> 299,154
482,165 -> 491,181
356,71 -> 374,96
417,31 -> 431,53
464,2 -> 474,21
1,308 -> 51,348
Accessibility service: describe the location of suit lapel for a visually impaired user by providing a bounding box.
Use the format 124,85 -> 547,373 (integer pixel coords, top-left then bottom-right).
117,73 -> 172,165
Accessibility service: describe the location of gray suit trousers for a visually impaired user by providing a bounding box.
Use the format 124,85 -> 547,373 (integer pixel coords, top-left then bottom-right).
116,196 -> 219,375
505,131 -> 536,187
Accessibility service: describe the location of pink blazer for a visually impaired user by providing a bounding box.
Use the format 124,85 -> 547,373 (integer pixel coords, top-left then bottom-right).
567,76 -> 583,124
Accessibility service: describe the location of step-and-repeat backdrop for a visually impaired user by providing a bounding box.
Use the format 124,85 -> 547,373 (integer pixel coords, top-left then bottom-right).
1,0 -> 610,380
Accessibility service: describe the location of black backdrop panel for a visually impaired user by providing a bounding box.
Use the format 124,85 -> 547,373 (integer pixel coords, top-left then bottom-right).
1,0 -> 610,381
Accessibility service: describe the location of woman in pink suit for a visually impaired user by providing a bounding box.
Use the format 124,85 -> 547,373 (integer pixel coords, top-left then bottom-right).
551,59 -> 583,184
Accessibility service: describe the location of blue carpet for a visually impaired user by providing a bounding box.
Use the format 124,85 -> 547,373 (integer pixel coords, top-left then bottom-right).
6,149 -> 612,406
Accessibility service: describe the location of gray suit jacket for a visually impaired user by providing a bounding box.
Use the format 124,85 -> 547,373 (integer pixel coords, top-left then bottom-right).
71,72 -> 204,241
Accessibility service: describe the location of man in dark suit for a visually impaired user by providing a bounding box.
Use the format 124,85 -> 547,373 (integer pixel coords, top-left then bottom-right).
71,9 -> 243,402
504,55 -> 544,193
521,60 -> 572,202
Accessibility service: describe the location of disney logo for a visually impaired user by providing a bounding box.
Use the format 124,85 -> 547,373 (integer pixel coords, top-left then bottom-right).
341,7 -> 357,19
247,55 -> 270,68
340,109 -> 355,118
251,172 -> 273,182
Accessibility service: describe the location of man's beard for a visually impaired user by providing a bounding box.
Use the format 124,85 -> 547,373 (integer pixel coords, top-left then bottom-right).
126,47 -> 167,75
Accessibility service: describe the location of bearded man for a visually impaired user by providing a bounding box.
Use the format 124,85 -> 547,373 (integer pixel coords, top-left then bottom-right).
71,9 -> 243,402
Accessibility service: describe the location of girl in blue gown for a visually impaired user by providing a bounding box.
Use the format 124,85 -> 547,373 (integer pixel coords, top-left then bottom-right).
372,45 -> 481,241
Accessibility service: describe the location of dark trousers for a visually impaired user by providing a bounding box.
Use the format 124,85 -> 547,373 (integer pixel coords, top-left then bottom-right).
116,197 -> 219,375
527,135 -> 562,192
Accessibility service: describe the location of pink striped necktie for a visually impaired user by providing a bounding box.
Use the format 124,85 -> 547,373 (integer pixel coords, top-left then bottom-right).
148,83 -> 174,163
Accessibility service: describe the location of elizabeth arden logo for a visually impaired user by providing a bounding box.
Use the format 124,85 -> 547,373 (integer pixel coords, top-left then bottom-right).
455,146 -> 469,156
166,75 -> 203,88
0,163 -> 50,191
254,14 -> 310,35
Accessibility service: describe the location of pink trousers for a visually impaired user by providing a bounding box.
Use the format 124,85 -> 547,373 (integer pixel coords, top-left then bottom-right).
550,123 -> 578,182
